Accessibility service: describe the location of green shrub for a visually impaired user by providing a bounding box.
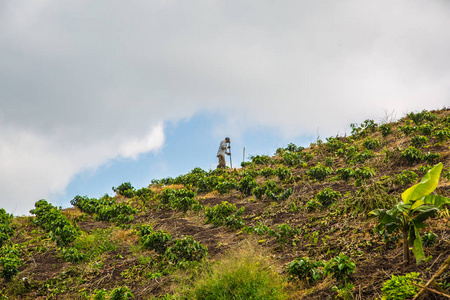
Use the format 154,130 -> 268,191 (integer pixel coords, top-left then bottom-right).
362,137 -> 380,150
316,188 -> 342,207
306,199 -> 321,211
398,125 -> 417,136
324,253 -> 355,283
354,150 -> 375,164
252,180 -> 277,200
266,188 -> 292,202
260,167 -> 275,177
400,146 -> 423,165
253,180 -> 292,202
307,164 -> 333,181
434,129 -> 450,142
423,151 -> 440,164
393,170 -> 418,186
287,257 -> 324,285
159,188 -> 201,212
421,231 -> 438,247
410,135 -> 429,147
60,247 -> 86,263
336,167 -> 355,182
30,199 -> 80,246
165,236 -> 207,263
251,222 -> 271,236
326,137 -> 346,153
141,230 -> 173,254
419,124 -> 433,136
135,187 -> 154,201
0,209 -> 14,248
238,175 -> 258,196
112,182 -> 135,198
215,180 -> 238,195
381,272 -> 422,300
353,167 -> 375,186
205,202 -> 245,229
250,155 -> 272,165
96,203 -> 137,224
281,151 -> 304,167
379,124 -> 392,137
0,246 -> 20,281
408,110 -> 437,124
275,166 -> 293,182
110,286 -> 134,300
274,223 -> 299,246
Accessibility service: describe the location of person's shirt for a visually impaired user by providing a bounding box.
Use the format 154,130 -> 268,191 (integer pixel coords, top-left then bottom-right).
217,140 -> 228,156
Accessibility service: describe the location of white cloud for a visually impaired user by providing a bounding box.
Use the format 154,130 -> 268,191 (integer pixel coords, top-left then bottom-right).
1,0 -> 449,214
0,124 -> 164,215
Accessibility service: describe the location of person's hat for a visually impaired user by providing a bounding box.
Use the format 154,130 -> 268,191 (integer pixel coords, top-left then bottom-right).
225,137 -> 230,141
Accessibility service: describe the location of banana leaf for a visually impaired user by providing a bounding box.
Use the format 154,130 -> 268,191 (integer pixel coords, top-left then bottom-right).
402,163 -> 443,203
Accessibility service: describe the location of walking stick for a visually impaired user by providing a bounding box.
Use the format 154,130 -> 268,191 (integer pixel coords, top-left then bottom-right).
228,141 -> 232,169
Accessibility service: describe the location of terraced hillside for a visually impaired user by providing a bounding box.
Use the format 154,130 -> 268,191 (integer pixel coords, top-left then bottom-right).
1,108 -> 450,299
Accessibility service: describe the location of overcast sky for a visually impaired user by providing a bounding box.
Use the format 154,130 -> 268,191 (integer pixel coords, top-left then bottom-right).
1,0 -> 449,215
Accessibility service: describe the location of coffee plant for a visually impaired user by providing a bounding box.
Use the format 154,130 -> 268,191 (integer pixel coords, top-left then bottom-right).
306,164 -> 333,181
418,123 -> 433,136
274,166 -> 293,182
354,149 -> 375,164
112,182 -> 135,198
0,245 -> 20,281
30,199 -> 80,246
316,188 -> 342,207
141,230 -> 173,254
381,272 -> 422,300
215,180 -> 238,195
400,146 -> 423,165
410,135 -> 429,148
60,247 -> 86,263
335,167 -> 355,182
159,188 -> 201,212
238,175 -> 258,196
281,151 -> 305,167
362,137 -> 380,150
379,123 -> 392,137
287,257 -> 324,285
205,201 -> 245,229
324,253 -> 355,283
110,286 -> 135,300
274,223 -> 300,246
249,155 -> 272,165
423,151 -> 441,164
353,166 -> 375,186
421,231 -> 438,247
398,125 -> 417,136
0,209 -> 14,248
260,167 -> 275,177
393,170 -> 418,186
326,137 -> 346,153
408,110 -> 437,125
72,194 -> 136,224
306,199 -> 321,211
165,235 -> 208,264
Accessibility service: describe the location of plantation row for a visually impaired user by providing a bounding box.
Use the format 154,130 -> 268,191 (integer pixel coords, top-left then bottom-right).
0,108 -> 449,299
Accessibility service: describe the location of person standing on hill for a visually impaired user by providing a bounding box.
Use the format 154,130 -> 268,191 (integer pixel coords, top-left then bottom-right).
217,137 -> 231,169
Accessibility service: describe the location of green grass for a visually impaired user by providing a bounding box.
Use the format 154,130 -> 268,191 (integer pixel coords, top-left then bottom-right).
183,242 -> 287,300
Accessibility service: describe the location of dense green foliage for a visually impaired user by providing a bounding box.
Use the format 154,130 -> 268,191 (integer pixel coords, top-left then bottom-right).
381,272 -> 422,300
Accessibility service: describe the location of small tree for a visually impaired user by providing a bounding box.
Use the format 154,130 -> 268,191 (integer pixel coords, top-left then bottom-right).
370,163 -> 450,264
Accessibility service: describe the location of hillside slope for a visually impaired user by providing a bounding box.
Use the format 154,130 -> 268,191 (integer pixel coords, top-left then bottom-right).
1,108 -> 450,299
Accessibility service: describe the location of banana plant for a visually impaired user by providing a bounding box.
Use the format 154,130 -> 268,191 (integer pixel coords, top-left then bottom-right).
370,163 -> 450,264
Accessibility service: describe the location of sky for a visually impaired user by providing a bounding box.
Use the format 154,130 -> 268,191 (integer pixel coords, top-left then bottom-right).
1,1 -> 449,216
